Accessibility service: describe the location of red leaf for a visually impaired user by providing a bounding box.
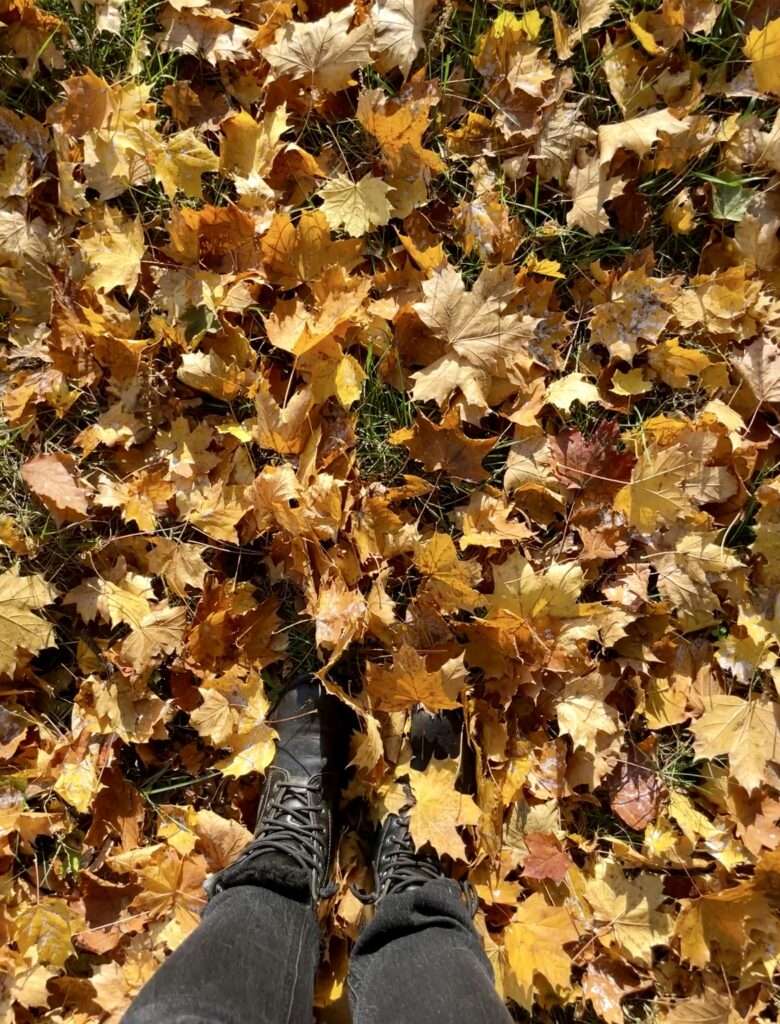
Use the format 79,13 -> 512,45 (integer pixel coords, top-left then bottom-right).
607,759 -> 667,831
521,832 -> 573,883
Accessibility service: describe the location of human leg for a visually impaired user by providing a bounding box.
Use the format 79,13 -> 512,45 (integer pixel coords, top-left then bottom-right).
122,883 -> 320,1024
348,813 -> 512,1024
123,678 -> 350,1024
348,878 -> 512,1024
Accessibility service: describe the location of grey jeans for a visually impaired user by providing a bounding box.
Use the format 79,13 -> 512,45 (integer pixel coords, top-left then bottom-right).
122,879 -> 513,1024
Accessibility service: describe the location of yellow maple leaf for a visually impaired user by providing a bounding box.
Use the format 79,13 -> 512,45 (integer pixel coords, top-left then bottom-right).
690,694 -> 780,792
92,674 -> 168,743
220,106 -> 289,206
194,809 -> 253,871
0,569 -> 56,676
191,688 -> 236,747
218,722 -> 278,778
119,603 -> 187,671
744,18 -> 780,96
334,353 -> 367,407
79,207 -> 145,294
356,87 -> 443,175
152,128 -> 219,199
648,337 -> 713,389
557,676 -> 620,754
663,191 -> 696,235
599,108 -> 689,167
566,157 -> 626,236
733,336 -> 780,405
552,0 -> 612,59
13,899 -> 85,968
318,173 -> 392,237
488,552 -> 584,620
452,487 -> 531,549
252,380 -> 313,454
413,532 -> 481,611
584,859 -> 672,964
53,756 -> 100,814
522,253 -> 564,278
371,0 -> 436,76
131,850 -> 206,949
0,515 -> 36,556
503,893 -> 578,1009
158,804 -> 199,856
366,643 -> 464,712
674,883 -> 759,969
407,759 -> 480,859
546,372 -> 601,413
263,5 -> 373,92
220,106 -> 289,179
65,574 -> 153,630
614,445 -> 736,531
311,573 -> 367,656
612,367 -> 652,395
261,210 -> 364,288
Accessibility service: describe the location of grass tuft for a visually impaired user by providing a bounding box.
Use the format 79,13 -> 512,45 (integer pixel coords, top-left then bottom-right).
355,349 -> 413,482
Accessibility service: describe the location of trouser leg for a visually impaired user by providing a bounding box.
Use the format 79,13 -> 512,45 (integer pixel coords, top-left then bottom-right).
123,884 -> 320,1024
347,879 -> 513,1024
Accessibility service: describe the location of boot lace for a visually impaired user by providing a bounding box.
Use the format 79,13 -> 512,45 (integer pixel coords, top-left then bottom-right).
214,779 -> 335,898
377,828 -> 443,897
355,815 -> 477,913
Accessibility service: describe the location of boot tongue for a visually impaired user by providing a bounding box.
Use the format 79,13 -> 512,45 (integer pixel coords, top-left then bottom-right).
271,714 -> 327,779
269,684 -> 329,780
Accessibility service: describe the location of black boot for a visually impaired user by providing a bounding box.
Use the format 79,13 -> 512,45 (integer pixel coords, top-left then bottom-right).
205,677 -> 349,902
362,706 -> 476,909
362,804 -> 477,912
369,804 -> 447,901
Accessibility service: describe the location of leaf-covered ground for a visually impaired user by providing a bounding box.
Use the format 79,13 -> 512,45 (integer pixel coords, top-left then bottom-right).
2,0 -> 780,1020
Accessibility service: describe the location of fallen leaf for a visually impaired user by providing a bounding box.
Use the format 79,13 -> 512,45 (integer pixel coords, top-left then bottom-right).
546,372 -> 601,412
599,109 -> 689,167
733,336 -> 780,405
366,643 -> 463,711
391,411 -> 495,481
521,832 -> 573,882
744,18 -> 780,97
407,759 -> 481,860
263,5 -> 373,92
690,695 -> 780,792
660,991 -> 742,1024
614,445 -> 736,531
582,958 -> 642,1024
608,759 -> 667,830
413,532 -> 481,611
79,207 -> 145,294
567,157 -> 626,235
130,850 -> 206,949
54,756 -> 100,814
504,893 -> 578,1009
371,0 -> 434,76
0,570 -> 56,676
584,860 -> 672,964
152,128 -> 219,199
14,899 -> 85,968
318,173 -> 393,237
557,675 -> 620,754
21,452 -> 92,524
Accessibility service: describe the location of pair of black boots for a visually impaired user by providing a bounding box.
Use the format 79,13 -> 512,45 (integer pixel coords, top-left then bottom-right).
205,679 -> 446,905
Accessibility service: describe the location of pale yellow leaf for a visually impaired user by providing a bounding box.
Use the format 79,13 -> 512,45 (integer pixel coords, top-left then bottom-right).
319,173 -> 392,236
263,5 -> 373,92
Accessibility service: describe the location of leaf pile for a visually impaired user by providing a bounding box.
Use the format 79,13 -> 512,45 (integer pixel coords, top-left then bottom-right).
2,0 -> 780,1020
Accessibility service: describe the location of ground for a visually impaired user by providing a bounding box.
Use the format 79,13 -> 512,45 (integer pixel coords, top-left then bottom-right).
1,0 -> 780,1021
